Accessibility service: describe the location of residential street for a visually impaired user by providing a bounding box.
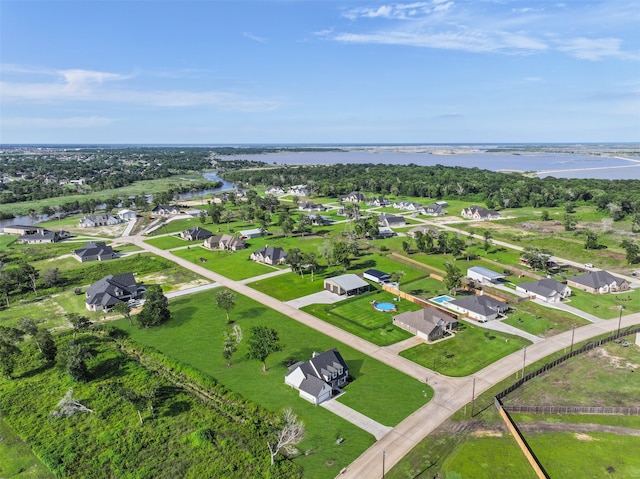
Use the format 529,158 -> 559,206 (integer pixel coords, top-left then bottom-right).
121,233 -> 640,478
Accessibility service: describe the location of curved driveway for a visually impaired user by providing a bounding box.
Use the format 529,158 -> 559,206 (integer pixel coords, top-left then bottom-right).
120,234 -> 640,478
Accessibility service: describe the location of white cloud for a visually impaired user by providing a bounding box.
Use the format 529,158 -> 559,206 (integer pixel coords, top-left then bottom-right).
556,37 -> 632,61
0,67 -> 281,112
343,1 -> 452,20
243,32 -> 266,43
1,116 -> 114,128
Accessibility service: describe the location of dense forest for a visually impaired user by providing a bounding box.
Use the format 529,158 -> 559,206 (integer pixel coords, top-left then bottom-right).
220,163 -> 640,219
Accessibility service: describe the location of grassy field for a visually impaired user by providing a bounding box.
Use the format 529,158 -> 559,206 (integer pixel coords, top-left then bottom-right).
302,291 -> 422,346
400,321 -> 531,376
0,419 -> 54,479
171,246 -> 280,280
565,288 -> 639,319
144,234 -> 200,250
503,302 -> 591,337
116,290 -> 432,478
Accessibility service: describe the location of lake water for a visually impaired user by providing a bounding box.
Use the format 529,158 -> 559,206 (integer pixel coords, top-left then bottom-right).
233,150 -> 640,180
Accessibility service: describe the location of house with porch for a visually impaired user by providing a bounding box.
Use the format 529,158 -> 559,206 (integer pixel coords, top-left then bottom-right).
203,234 -> 246,251
567,270 -> 630,294
79,214 -> 121,228
72,242 -> 116,262
516,278 -> 571,303
340,191 -> 366,203
285,348 -> 349,405
180,227 -> 213,241
250,246 -> 288,265
461,205 -> 500,220
85,272 -> 140,312
151,205 -> 181,216
447,294 -> 509,322
392,307 -> 458,341
424,204 -> 447,216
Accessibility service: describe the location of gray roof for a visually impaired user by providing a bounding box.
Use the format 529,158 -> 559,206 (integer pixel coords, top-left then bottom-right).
393,308 -> 454,334
325,274 -> 369,291
253,246 -> 287,262
519,278 -> 568,297
73,241 -> 114,259
364,269 -> 391,280
86,273 -> 137,308
449,295 -> 508,316
183,227 -> 213,240
568,270 -> 626,289
468,266 -> 505,280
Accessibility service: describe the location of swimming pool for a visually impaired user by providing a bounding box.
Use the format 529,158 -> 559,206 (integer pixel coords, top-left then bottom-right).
373,302 -> 397,312
431,295 -> 454,305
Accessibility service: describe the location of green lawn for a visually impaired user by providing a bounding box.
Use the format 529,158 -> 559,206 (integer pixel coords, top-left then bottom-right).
249,269 -> 336,301
116,290 -> 432,478
0,419 -> 54,479
565,289 -> 639,319
302,291 -> 422,346
400,321 -> 531,376
144,234 -> 200,250
503,303 -> 591,337
171,246 -> 279,280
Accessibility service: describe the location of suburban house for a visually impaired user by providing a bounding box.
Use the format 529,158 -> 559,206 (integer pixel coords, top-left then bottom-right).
79,214 -> 121,228
151,205 -> 181,216
288,185 -> 308,196
239,228 -> 262,239
567,270 -> 630,294
117,209 -> 137,222
298,201 -> 326,212
376,226 -> 396,238
461,205 -> 500,220
185,209 -> 206,217
467,266 -> 505,285
340,191 -> 366,203
18,229 -> 70,244
393,307 -> 458,341
378,213 -> 406,228
324,274 -> 369,296
180,227 -> 213,241
447,294 -> 509,322
424,204 -> 447,216
516,278 -> 571,303
393,201 -> 425,213
85,272 -> 140,312
307,214 -> 332,226
284,348 -> 349,405
203,234 -> 246,251
265,186 -> 285,196
72,241 -> 116,262
363,269 -> 391,284
368,197 -> 391,207
250,246 -> 288,265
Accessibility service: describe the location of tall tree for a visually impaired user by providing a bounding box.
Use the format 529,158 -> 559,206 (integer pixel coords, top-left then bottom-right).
267,408 -> 305,466
482,230 -> 493,252
137,286 -> 171,327
584,230 -> 600,250
444,262 -> 462,295
65,313 -> 91,340
61,342 -> 91,382
222,325 -> 243,367
0,326 -> 24,379
114,301 -> 133,325
302,252 -> 318,282
247,326 -> 282,372
35,328 -> 57,362
287,248 -> 303,276
215,289 -> 237,324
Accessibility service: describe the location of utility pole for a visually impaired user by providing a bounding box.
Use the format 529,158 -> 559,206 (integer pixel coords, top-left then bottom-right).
570,324 -> 576,353
382,449 -> 386,478
521,346 -> 527,380
471,377 -> 476,417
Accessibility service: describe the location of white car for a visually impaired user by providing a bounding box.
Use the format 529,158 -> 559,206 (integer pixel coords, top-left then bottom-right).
584,263 -> 594,268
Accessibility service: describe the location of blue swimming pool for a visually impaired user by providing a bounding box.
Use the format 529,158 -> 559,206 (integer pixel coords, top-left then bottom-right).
373,302 -> 397,312
431,295 -> 454,305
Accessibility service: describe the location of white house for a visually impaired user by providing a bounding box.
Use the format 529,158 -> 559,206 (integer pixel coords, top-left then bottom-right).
288,185 -> 308,196
79,214 -> 121,228
265,186 -> 285,196
285,349 -> 349,405
567,271 -> 630,295
250,246 -> 288,265
117,209 -> 137,222
516,279 -> 571,303
461,205 -> 500,220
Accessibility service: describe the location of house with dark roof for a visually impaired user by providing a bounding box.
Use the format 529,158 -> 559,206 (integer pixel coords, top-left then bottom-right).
3,224 -> 40,235
363,269 -> 391,284
180,227 -> 213,241
448,295 -> 509,322
284,348 -> 349,405
461,205 -> 500,220
18,229 -> 70,244
72,241 -> 116,262
298,201 -> 326,212
79,214 -> 121,228
393,307 -> 458,341
85,272 -> 140,312
424,204 -> 447,216
250,246 -> 288,265
368,197 -> 391,207
516,278 -> 571,303
378,213 -> 406,228
324,274 -> 369,296
567,270 -> 630,294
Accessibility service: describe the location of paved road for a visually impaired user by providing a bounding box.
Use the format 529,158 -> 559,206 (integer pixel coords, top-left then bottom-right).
119,233 -> 640,478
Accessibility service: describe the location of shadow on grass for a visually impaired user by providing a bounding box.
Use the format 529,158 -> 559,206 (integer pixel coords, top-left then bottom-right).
162,306 -> 198,328
236,307 -> 265,321
345,359 -> 364,378
91,355 -> 128,380
18,361 -> 55,379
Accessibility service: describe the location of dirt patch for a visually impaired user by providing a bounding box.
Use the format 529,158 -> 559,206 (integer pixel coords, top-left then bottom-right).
472,429 -> 503,438
574,433 -> 594,441
596,348 -> 640,370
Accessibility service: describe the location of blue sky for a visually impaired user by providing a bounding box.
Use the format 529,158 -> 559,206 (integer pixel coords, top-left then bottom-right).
1,0 -> 638,144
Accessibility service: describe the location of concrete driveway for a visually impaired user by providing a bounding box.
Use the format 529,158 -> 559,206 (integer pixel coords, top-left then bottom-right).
320,398 -> 392,440
285,290 -> 344,309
